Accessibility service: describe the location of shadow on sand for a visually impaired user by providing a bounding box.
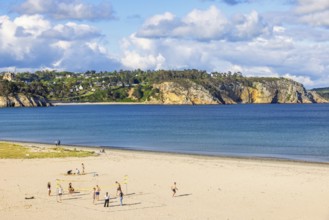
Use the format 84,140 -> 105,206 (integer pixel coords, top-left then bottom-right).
175,193 -> 192,197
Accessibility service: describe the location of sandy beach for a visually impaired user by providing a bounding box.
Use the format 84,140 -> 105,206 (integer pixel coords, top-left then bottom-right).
1,142 -> 329,220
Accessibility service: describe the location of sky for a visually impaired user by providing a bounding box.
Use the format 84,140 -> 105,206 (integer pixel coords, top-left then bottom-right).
0,0 -> 328,88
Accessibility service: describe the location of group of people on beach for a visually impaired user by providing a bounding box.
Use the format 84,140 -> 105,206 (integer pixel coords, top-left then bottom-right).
92,181 -> 124,207
48,162 -> 127,206
66,163 -> 85,175
48,161 -> 179,207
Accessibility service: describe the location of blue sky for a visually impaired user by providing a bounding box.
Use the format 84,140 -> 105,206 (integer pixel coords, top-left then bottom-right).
0,0 -> 328,88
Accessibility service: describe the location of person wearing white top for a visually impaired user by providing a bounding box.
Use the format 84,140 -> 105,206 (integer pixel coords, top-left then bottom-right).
104,192 -> 110,207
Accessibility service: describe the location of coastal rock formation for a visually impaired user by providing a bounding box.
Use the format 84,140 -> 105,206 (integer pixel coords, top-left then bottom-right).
307,91 -> 328,103
153,81 -> 220,104
218,79 -> 314,104
0,93 -> 51,107
152,78 -> 328,104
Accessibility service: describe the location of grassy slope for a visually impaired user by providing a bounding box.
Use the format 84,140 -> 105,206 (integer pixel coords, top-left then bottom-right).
0,142 -> 95,159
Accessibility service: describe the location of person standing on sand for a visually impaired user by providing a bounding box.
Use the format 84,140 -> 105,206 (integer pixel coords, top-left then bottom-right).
47,182 -> 51,196
96,185 -> 101,201
115,181 -> 121,196
119,190 -> 124,206
57,185 -> 63,202
104,192 -> 110,207
171,182 -> 178,197
92,187 -> 96,204
81,163 -> 85,174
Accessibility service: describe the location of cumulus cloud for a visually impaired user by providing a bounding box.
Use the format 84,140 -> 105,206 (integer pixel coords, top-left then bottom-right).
295,0 -> 329,27
15,0 -> 114,21
295,0 -> 329,14
121,5 -> 329,88
137,6 -> 270,41
0,14 -> 120,71
283,74 -> 315,87
42,22 -> 101,41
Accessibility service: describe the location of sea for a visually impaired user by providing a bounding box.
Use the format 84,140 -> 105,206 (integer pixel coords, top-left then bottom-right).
1,104 -> 329,163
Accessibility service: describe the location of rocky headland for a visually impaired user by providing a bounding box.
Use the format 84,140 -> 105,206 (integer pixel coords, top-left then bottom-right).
146,78 -> 328,104
1,70 -> 328,107
0,94 -> 51,107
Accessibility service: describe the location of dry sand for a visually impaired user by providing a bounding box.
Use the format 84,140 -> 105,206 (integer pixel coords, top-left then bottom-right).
1,142 -> 329,220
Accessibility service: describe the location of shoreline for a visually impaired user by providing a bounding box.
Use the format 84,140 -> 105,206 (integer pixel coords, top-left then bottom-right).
50,101 -> 156,106
2,139 -> 329,166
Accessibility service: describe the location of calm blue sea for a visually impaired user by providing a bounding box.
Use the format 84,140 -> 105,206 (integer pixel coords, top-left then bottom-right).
1,104 -> 329,162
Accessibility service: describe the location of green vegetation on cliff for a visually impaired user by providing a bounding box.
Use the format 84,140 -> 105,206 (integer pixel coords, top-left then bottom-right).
312,87 -> 329,100
0,69 -> 327,105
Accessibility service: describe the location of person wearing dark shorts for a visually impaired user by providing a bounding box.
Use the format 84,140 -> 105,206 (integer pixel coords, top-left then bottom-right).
96,185 -> 101,200
104,192 -> 110,207
171,182 -> 178,197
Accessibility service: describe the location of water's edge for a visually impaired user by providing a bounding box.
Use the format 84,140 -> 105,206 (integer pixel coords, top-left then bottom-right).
3,139 -> 329,166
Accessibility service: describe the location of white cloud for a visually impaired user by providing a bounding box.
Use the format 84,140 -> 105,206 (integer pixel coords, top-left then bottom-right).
283,74 -> 314,87
121,51 -> 165,70
232,10 -> 270,40
137,6 -> 269,41
0,14 -> 120,71
299,11 -> 329,26
16,0 -> 114,20
295,0 -> 329,14
42,22 -> 101,40
121,5 -> 329,88
174,6 -> 229,40
144,12 -> 175,26
295,0 -> 329,27
14,15 -> 50,36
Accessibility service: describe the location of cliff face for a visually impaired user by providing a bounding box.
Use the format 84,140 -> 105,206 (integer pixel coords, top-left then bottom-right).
0,93 -> 51,107
153,81 -> 220,104
152,78 -> 328,104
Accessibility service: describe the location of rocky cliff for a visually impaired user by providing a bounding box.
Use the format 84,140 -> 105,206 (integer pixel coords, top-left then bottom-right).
0,93 -> 51,107
153,81 -> 219,104
150,78 -> 328,104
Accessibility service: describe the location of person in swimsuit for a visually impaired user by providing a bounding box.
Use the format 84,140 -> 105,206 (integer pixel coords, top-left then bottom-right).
96,185 -> 101,201
171,182 -> 178,197
115,181 -> 121,196
68,182 -> 74,193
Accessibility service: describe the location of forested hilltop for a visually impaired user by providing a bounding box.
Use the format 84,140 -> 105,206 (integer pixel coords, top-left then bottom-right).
0,70 -> 328,107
